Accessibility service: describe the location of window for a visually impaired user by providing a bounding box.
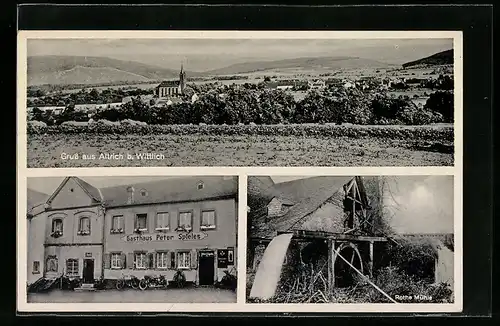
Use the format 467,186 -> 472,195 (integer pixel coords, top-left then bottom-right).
178,212 -> 192,231
156,212 -> 170,230
228,248 -> 234,264
135,214 -> 148,232
111,215 -> 124,233
156,252 -> 169,269
46,256 -> 58,272
140,189 -> 148,197
32,261 -> 40,274
134,252 -> 147,269
78,217 -> 91,235
51,218 -> 63,237
197,182 -> 204,190
111,253 -> 122,269
66,259 -> 79,276
177,251 -> 191,269
201,210 -> 216,230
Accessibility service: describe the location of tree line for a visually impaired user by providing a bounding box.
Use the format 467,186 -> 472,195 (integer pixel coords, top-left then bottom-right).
30,85 -> 453,126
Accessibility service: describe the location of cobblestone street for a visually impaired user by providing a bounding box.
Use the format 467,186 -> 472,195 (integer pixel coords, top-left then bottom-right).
27,287 -> 236,303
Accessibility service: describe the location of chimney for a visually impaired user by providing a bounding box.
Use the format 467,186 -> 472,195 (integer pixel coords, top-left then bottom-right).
127,186 -> 135,204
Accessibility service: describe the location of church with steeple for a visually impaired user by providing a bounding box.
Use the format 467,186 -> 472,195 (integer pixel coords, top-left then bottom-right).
154,64 -> 187,99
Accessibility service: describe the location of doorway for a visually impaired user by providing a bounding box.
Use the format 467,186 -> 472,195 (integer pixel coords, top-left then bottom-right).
198,251 -> 215,286
83,259 -> 94,283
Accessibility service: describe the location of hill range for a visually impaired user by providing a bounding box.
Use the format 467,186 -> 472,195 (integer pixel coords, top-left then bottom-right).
28,50 -> 453,86
402,49 -> 453,68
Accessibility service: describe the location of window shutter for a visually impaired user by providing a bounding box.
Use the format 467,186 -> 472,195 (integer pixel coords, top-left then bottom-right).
171,251 -> 177,269
191,249 -> 198,269
121,253 -> 126,269
167,251 -> 173,269
127,253 -> 134,269
103,253 -> 110,269
148,252 -> 154,269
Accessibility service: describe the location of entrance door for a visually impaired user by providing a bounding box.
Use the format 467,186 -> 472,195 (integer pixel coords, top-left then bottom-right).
83,259 -> 94,283
198,251 -> 215,286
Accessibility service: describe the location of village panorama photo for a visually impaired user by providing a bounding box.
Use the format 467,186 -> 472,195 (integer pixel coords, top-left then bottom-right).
25,175 -> 238,303
246,175 -> 455,304
22,32 -> 457,168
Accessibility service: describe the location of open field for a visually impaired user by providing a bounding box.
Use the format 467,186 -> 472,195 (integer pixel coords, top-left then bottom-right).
27,124 -> 453,167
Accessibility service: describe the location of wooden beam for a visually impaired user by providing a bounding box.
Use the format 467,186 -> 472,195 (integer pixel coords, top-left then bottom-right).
345,195 -> 364,205
327,239 -> 335,295
369,241 -> 374,278
278,230 -> 388,242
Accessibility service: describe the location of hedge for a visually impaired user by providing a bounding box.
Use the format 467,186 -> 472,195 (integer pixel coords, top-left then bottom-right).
27,121 -> 453,142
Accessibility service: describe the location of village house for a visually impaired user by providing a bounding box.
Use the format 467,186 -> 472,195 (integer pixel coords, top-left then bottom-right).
248,176 -> 384,293
27,176 -> 238,288
27,106 -> 65,116
308,79 -> 326,90
264,80 -> 295,91
154,64 -> 187,99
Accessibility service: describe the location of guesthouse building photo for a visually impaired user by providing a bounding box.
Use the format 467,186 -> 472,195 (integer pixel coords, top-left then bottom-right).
26,175 -> 238,302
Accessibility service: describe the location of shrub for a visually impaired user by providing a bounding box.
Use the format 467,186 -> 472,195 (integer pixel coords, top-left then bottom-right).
425,91 -> 454,122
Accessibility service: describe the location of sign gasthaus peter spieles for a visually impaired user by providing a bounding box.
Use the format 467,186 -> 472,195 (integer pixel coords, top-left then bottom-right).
121,231 -> 208,242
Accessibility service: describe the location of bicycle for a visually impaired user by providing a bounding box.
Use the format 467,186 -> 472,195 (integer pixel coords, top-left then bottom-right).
116,273 -> 140,290
139,274 -> 168,291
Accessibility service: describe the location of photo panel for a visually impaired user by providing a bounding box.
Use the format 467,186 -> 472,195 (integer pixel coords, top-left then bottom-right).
20,31 -> 459,168
246,175 -> 458,307
23,175 -> 239,304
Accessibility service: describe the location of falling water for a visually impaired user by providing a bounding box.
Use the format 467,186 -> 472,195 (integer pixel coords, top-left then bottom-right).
249,233 -> 293,300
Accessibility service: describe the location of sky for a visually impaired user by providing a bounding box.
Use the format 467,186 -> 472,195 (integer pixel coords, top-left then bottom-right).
272,175 -> 454,234
27,176 -> 181,195
27,38 -> 453,72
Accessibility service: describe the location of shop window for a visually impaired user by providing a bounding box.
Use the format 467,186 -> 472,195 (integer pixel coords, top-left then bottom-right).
32,261 -> 40,274
111,215 -> 124,234
201,210 -> 216,230
156,251 -> 169,269
46,256 -> 58,272
78,217 -> 91,235
134,252 -> 147,269
178,212 -> 192,231
51,218 -> 63,237
111,253 -> 122,269
135,214 -> 148,232
66,259 -> 79,276
177,251 -> 191,269
156,212 -> 170,231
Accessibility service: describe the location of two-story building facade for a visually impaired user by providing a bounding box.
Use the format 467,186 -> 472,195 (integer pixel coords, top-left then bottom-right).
41,177 -> 105,284
101,177 -> 238,285
27,176 -> 238,287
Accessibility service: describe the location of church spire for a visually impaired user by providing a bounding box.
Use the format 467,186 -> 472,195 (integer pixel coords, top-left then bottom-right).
179,62 -> 186,94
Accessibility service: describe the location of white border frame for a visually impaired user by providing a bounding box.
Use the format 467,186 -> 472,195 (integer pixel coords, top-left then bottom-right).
17,30 -> 463,313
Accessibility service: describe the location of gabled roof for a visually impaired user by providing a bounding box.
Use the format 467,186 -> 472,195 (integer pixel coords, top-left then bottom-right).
100,176 -> 237,207
41,176 -> 238,211
157,80 -> 180,88
46,177 -> 103,205
251,176 -> 354,239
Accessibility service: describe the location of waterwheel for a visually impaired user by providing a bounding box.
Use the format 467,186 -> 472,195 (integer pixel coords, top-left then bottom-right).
333,242 -> 364,288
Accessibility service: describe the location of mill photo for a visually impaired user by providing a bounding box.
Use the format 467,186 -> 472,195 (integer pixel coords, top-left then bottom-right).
246,175 -> 455,304
25,175 -> 238,303
22,32 -> 458,168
